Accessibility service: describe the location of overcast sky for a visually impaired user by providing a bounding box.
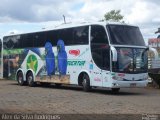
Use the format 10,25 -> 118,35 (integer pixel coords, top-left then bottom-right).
0,0 -> 160,44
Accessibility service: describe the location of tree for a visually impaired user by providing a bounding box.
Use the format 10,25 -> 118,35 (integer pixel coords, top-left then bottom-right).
103,10 -> 124,22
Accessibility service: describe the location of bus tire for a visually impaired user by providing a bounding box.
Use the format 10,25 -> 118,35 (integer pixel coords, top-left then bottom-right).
82,73 -> 91,92
55,83 -> 62,87
17,71 -> 25,86
27,72 -> 36,87
111,88 -> 120,93
40,82 -> 50,87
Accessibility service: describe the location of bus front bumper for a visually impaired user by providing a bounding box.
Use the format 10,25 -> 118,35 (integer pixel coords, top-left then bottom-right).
111,80 -> 148,88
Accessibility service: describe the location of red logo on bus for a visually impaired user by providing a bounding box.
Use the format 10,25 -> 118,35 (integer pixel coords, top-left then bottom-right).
69,49 -> 80,56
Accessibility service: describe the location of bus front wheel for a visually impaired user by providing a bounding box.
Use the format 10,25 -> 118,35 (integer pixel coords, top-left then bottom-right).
27,72 -> 36,87
82,74 -> 91,92
17,71 -> 25,86
55,83 -> 62,87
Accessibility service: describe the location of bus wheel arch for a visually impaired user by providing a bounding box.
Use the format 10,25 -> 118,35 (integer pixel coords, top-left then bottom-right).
16,70 -> 25,86
78,72 -> 91,92
26,70 -> 36,87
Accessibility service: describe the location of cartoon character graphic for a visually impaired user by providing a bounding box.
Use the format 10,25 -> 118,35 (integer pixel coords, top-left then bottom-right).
45,42 -> 55,76
57,39 -> 67,75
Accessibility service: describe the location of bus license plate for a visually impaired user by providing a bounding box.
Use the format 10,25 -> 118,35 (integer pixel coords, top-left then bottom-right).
130,83 -> 136,87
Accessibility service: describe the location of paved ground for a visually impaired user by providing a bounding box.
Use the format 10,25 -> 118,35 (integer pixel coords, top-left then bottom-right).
0,80 -> 160,119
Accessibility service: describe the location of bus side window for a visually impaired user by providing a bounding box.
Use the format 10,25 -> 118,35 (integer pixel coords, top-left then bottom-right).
33,32 -> 46,47
58,26 -> 89,46
46,30 -> 60,46
73,26 -> 89,45
3,35 -> 21,49
91,25 -> 110,70
59,28 -> 73,45
23,33 -> 34,48
91,25 -> 108,44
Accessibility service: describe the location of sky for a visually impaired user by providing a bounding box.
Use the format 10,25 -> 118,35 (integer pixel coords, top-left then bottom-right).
0,0 -> 160,44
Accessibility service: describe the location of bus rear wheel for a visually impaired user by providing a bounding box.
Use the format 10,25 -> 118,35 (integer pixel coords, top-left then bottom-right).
55,83 -> 62,87
17,71 -> 25,86
27,72 -> 36,87
82,74 -> 91,92
40,82 -> 51,87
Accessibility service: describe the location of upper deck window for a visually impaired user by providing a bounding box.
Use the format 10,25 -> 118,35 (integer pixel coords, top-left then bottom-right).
107,25 -> 145,46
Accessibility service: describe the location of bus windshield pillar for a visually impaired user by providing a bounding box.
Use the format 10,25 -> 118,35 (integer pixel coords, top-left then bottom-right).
111,46 -> 117,62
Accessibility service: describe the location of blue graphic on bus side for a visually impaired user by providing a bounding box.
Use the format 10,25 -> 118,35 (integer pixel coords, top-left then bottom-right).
57,39 -> 67,75
45,42 -> 55,76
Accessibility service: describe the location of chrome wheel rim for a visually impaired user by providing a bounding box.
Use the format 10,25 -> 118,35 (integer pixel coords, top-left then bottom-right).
18,74 -> 23,83
82,77 -> 87,86
28,75 -> 33,84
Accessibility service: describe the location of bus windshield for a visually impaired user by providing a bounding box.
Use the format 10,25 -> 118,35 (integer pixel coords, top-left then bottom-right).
112,47 -> 148,73
107,25 -> 145,46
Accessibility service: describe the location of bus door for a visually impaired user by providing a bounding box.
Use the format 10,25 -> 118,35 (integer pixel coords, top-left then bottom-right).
102,70 -> 111,87
101,47 -> 111,87
102,46 -> 118,87
90,45 -> 110,87
90,25 -> 110,87
91,46 -> 110,87
91,61 -> 103,87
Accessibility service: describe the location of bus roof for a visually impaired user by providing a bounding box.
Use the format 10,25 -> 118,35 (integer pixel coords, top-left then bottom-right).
3,21 -> 136,38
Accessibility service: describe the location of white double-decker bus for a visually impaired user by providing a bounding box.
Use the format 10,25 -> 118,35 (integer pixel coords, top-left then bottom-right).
2,22 -> 148,92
